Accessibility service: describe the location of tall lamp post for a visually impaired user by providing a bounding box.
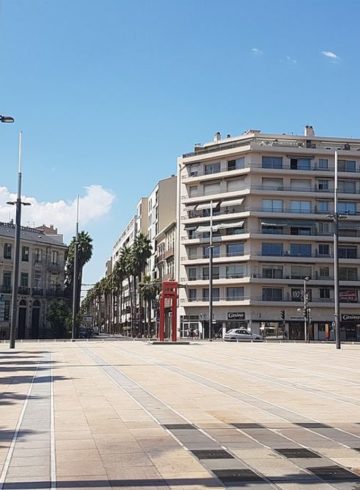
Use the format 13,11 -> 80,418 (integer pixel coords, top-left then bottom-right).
71,196 -> 80,341
208,200 -> 214,341
303,275 -> 310,342
333,151 -> 341,349
7,132 -> 31,349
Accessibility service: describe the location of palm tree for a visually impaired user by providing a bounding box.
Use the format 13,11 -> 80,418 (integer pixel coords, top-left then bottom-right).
132,233 -> 152,331
112,257 -> 127,332
120,246 -> 136,335
139,276 -> 160,337
65,231 -> 93,327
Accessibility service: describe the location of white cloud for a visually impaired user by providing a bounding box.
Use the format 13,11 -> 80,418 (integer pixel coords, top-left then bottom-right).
321,50 -> 339,60
251,48 -> 263,55
286,55 -> 297,64
0,185 -> 115,237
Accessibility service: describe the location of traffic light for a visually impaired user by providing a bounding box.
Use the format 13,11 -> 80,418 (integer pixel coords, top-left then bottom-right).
280,310 -> 285,320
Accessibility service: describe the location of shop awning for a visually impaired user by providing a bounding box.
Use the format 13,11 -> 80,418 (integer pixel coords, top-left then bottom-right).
196,201 -> 219,211
220,198 -> 244,208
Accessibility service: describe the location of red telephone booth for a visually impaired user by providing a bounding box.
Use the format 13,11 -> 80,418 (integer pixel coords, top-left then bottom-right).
159,281 -> 178,342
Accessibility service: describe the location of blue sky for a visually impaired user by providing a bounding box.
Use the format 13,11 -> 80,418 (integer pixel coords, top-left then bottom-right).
1,0 -> 359,288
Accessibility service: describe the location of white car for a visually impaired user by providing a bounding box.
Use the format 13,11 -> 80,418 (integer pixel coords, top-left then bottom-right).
224,329 -> 263,342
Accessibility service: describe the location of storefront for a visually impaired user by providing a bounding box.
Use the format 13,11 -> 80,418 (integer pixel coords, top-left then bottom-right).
341,314 -> 360,341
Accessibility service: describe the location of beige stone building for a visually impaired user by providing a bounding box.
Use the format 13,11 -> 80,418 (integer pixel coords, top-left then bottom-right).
177,127 -> 360,341
0,222 -> 67,339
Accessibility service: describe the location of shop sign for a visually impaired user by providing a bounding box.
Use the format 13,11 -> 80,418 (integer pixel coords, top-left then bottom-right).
339,290 -> 358,303
227,312 -> 245,320
341,314 -> 360,321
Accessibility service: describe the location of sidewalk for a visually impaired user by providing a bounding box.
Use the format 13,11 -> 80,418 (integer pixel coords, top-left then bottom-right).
1,341 -> 360,489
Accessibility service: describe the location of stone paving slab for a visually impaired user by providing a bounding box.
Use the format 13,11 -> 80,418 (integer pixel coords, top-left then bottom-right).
1,341 -> 360,489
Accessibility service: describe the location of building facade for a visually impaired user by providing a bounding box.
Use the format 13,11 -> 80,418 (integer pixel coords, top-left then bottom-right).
0,222 -> 67,339
177,127 -> 360,341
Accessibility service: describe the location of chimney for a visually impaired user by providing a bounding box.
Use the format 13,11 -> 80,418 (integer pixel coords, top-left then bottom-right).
304,125 -> 315,137
214,131 -> 221,142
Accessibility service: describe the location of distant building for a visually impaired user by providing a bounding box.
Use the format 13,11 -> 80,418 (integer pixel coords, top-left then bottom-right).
0,222 -> 67,339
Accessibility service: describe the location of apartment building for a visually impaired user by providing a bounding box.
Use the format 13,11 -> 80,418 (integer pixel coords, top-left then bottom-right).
155,221 -> 176,282
177,127 -> 360,341
0,221 -> 67,339
111,197 -> 148,328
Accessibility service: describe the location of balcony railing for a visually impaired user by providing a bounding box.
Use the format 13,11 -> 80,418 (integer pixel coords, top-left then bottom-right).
0,285 -> 12,294
18,287 -> 30,295
46,288 -> 65,297
32,288 -> 44,296
187,296 -> 248,303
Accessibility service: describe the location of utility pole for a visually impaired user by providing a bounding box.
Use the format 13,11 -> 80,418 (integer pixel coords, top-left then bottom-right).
208,200 -> 213,340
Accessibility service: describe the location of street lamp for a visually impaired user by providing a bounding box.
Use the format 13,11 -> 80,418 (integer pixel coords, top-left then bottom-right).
7,132 -> 31,349
0,115 -> 15,124
71,196 -> 80,341
303,276 -> 311,342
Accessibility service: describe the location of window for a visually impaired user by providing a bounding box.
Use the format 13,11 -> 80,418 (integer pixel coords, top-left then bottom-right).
262,156 -> 283,169
291,265 -> 311,279
290,158 -> 311,170
226,264 -> 244,278
204,162 -> 220,175
202,266 -> 219,280
188,247 -> 197,259
339,267 -> 358,281
338,202 -> 356,215
339,246 -> 357,259
318,159 -> 329,169
4,243 -> 11,259
3,271 -> 11,289
4,300 -> 10,321
290,225 -> 312,236
226,243 -> 244,256
21,246 -> 29,262
318,222 -> 330,234
202,245 -> 220,258
227,178 -> 244,192
262,178 -> 283,190
319,267 -> 330,278
290,201 -> 311,213
188,164 -> 199,177
320,288 -> 331,300
262,243 -> 283,256
204,182 -> 221,195
290,179 -> 311,190
262,288 -> 283,301
188,289 -> 197,302
262,199 -> 283,212
202,288 -> 219,301
262,224 -> 284,235
33,271 -> 42,288
338,180 -> 356,193
227,158 -> 244,171
338,159 -> 356,172
34,248 -> 42,262
318,244 -> 330,256
317,180 -> 330,191
51,250 -> 59,264
290,243 -> 311,257
189,185 -> 198,197
226,287 -> 244,300
317,201 -> 330,213
20,273 -> 28,288
188,267 -> 197,281
262,266 -> 283,279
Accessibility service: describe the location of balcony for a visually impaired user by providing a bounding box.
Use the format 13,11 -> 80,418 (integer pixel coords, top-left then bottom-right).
46,288 -> 65,298
0,285 -> 12,294
18,287 -> 30,295
32,288 -> 44,296
47,263 -> 63,273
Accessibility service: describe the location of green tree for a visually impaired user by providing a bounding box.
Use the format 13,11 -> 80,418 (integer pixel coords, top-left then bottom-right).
48,299 -> 72,338
139,276 -> 159,337
65,231 -> 93,331
120,246 -> 135,335
132,233 -> 152,331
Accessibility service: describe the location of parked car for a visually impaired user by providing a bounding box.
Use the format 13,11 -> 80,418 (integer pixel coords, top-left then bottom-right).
224,329 -> 263,342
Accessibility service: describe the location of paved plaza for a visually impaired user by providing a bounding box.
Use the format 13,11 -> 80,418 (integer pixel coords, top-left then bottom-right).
0,341 -> 360,489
